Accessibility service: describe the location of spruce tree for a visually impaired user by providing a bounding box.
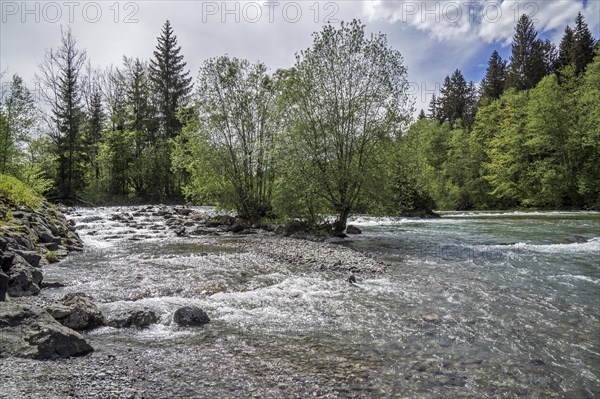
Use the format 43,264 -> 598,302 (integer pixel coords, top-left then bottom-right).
481,50 -> 507,100
418,109 -> 426,120
557,26 -> 576,70
38,27 -> 86,200
506,15 -> 550,90
573,12 -> 596,75
428,93 -> 440,120
149,20 -> 192,139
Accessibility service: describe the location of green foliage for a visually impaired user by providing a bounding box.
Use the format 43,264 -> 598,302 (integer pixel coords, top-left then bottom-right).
0,174 -> 44,209
280,19 -> 412,231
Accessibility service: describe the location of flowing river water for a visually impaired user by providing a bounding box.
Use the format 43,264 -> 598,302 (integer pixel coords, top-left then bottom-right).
5,208 -> 599,398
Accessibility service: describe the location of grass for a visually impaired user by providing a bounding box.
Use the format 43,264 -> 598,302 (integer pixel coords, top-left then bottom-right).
0,174 -> 44,210
45,251 -> 59,263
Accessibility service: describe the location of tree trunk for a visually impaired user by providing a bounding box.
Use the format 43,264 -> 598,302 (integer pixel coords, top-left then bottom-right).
333,207 -> 351,234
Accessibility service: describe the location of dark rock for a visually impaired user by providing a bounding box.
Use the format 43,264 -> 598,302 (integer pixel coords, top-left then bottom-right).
45,293 -> 105,330
108,309 -> 158,328
230,224 -> 244,233
0,303 -> 93,359
43,242 -> 60,251
39,230 -> 60,244
175,208 -> 193,216
41,281 -> 66,289
347,275 -> 357,285
189,227 -> 217,236
0,251 -> 15,273
173,306 -> 210,327
0,270 -> 8,301
80,215 -> 102,223
14,250 -> 42,268
174,227 -> 186,236
7,255 -> 43,297
346,225 -> 362,234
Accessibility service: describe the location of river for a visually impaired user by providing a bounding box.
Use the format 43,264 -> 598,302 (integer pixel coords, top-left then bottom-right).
8,208 -> 600,398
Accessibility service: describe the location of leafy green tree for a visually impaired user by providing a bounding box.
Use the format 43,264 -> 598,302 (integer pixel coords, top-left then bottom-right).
482,89 -> 529,206
282,20 -> 412,232
573,50 -> 600,204
0,75 -> 36,175
188,56 -> 279,219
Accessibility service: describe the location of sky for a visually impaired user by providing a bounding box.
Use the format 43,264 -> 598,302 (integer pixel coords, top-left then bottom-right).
1,0 -> 599,115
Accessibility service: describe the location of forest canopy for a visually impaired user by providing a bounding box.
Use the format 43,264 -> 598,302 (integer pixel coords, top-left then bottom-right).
0,15 -> 598,230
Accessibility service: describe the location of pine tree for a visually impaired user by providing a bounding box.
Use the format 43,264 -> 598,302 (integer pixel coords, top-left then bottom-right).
481,50 -> 507,100
557,26 -> 576,70
438,69 -> 477,129
149,20 -> 193,139
38,27 -> 87,200
506,15 -> 550,90
82,74 -> 104,182
418,109 -> 426,120
428,93 -> 440,119
573,12 -> 596,75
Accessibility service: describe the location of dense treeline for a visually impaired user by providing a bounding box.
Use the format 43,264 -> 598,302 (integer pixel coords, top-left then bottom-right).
411,13 -> 599,210
0,15 -> 598,232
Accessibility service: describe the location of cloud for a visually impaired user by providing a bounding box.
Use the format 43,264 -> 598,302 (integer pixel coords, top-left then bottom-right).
363,0 -> 590,45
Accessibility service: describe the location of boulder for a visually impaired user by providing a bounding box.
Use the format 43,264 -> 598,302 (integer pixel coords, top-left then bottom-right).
108,308 -> 158,328
0,270 -> 8,301
230,223 -> 245,233
173,306 -> 210,327
421,313 -> 440,322
346,225 -> 362,235
14,250 -> 42,268
1,251 -> 15,272
45,293 -> 105,330
0,303 -> 93,359
7,255 -> 43,297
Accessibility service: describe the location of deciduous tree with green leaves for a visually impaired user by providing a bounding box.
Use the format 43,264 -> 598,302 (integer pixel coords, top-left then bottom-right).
282,20 -> 412,232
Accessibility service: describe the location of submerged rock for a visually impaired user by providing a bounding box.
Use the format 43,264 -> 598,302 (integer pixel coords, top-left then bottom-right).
45,292 -> 105,330
173,306 -> 210,327
0,303 -> 93,359
421,313 -> 440,322
108,308 -> 158,328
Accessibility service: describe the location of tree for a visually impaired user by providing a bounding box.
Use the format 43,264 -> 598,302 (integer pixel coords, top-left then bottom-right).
81,64 -> 105,183
149,20 -> 192,139
283,20 -> 412,232
149,20 -> 193,198
481,51 -> 506,101
188,56 -> 280,219
0,75 -> 36,175
506,15 -> 553,90
37,27 -> 87,200
557,26 -> 576,70
573,12 -> 596,75
437,69 -> 478,129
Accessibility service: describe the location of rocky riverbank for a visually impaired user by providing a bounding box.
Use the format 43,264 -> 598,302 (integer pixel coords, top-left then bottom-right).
0,195 -> 98,360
